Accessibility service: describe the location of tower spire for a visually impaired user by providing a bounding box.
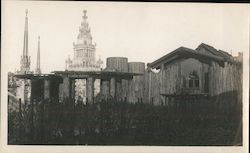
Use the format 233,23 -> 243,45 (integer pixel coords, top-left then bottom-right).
23,9 -> 28,57
35,36 -> 41,74
20,9 -> 31,74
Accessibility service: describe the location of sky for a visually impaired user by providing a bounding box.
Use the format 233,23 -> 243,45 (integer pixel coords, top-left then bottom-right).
2,1 -> 249,73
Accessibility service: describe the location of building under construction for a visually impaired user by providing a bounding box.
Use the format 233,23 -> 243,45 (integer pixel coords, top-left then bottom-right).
14,43 -> 243,106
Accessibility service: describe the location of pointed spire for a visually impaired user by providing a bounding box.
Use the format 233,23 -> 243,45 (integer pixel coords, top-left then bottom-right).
78,9 -> 91,40
23,9 -> 28,57
20,9 -> 31,74
26,9 -> 28,17
35,36 -> 41,74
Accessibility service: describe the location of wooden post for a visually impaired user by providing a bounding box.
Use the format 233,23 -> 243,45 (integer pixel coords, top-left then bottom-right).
18,98 -> 22,143
121,79 -> 129,100
71,79 -> 75,102
116,79 -> 122,99
44,79 -> 50,99
62,77 -> 70,99
149,71 -> 152,104
86,77 -> 94,103
31,97 -> 34,142
110,77 -> 116,98
101,79 -> 110,99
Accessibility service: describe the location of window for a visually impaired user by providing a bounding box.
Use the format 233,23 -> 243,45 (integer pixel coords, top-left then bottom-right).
194,80 -> 199,87
189,80 -> 193,88
187,71 -> 199,88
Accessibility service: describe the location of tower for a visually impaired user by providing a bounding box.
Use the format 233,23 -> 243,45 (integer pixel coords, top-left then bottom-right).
20,9 -> 31,74
35,36 -> 41,74
15,9 -> 32,104
65,10 -> 102,71
65,10 -> 103,102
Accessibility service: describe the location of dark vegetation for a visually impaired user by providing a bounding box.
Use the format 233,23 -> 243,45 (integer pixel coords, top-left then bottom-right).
8,91 -> 242,145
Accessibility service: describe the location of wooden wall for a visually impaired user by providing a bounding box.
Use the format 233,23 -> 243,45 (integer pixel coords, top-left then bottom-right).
100,56 -> 242,105
209,61 -> 242,99
161,61 -> 181,95
145,58 -> 242,105
144,69 -> 161,105
104,57 -> 129,100
106,57 -> 128,72
179,58 -> 209,94
128,62 -> 145,103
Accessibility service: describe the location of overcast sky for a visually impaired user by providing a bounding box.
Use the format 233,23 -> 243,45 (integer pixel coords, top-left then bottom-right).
2,1 -> 249,73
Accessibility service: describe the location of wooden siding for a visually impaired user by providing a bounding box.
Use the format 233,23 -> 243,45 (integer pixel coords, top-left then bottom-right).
209,61 -> 242,98
128,62 -> 145,103
160,58 -> 209,95
145,70 -> 161,105
145,57 -> 242,105
106,57 -> 128,72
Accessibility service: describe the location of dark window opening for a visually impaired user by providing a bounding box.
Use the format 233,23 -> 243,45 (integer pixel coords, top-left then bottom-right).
183,77 -> 186,88
189,80 -> 193,88
194,80 -> 199,88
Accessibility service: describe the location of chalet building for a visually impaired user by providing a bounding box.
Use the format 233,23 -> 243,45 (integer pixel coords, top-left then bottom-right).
147,43 -> 243,105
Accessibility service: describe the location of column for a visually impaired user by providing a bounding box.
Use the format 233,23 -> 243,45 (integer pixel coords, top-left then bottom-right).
86,77 -> 94,103
44,79 -> 50,99
62,77 -> 70,99
116,79 -> 122,100
101,79 -> 110,99
71,79 -> 75,101
110,77 -> 116,98
121,79 -> 128,101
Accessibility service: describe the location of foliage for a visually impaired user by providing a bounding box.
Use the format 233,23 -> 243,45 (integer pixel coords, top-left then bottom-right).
8,92 -> 242,145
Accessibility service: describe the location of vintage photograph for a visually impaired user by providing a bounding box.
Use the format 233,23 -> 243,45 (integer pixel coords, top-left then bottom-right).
2,0 -> 248,150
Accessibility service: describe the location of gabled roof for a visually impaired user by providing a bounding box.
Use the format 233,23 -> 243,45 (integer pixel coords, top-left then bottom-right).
148,46 -> 225,69
196,43 -> 234,62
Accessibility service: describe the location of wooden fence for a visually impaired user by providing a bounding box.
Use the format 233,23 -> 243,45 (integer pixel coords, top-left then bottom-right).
8,91 -> 242,145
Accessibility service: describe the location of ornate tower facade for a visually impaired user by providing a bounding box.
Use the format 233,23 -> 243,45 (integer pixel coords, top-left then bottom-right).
15,10 -> 32,104
35,36 -> 41,74
65,10 -> 103,102
66,10 -> 102,71
19,9 -> 31,74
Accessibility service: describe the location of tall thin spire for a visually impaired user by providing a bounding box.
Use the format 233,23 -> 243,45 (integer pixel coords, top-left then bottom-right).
23,9 -> 28,57
20,9 -> 31,74
35,36 -> 41,74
